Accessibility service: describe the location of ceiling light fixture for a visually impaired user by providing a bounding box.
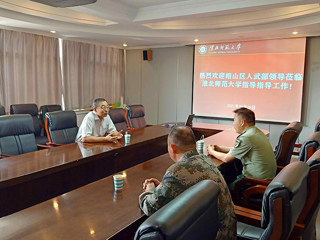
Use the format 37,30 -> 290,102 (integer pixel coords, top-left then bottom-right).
292,31 -> 298,35
50,30 -> 56,34
123,43 -> 127,47
194,39 -> 199,42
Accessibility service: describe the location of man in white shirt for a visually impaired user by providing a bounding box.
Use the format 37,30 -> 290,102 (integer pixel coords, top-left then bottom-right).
75,98 -> 123,142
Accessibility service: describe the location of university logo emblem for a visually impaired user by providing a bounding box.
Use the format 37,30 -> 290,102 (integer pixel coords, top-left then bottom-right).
199,45 -> 207,54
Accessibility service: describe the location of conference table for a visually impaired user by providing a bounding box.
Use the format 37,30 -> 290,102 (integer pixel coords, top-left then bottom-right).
0,123 -> 268,218
0,124 -> 171,217
0,154 -> 174,240
0,123 -> 268,238
0,148 -> 226,239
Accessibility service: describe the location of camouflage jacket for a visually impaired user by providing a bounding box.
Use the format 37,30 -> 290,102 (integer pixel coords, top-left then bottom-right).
139,149 -> 236,240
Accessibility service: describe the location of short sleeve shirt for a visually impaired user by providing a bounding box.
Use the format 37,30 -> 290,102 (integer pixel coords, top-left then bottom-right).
228,126 -> 276,180
75,111 -> 116,142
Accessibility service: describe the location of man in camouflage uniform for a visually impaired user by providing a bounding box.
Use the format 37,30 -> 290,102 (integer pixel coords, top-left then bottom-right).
139,126 -> 236,240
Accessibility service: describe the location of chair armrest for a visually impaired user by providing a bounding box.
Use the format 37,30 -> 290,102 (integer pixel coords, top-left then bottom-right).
235,205 -> 305,238
128,127 -> 139,131
37,144 -> 52,150
0,153 -> 13,158
294,143 -> 302,148
292,151 -> 300,156
243,185 -> 268,208
234,205 -> 261,227
233,177 -> 271,205
290,223 -> 306,239
46,142 -> 62,147
276,165 -> 284,174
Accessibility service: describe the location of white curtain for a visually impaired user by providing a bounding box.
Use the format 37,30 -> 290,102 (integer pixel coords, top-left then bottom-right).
0,29 -> 62,111
63,40 -> 125,110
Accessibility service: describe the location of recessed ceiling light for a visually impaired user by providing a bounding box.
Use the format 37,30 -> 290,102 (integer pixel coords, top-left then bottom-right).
123,43 -> 127,47
50,30 -> 56,34
292,31 -> 298,35
194,39 -> 199,42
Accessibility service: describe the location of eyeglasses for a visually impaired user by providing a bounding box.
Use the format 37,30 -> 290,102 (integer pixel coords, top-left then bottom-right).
98,105 -> 110,110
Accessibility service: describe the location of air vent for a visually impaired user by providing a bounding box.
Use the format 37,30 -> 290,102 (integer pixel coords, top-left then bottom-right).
30,0 -> 97,7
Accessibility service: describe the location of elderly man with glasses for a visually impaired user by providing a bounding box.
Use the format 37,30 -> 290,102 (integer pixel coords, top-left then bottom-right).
75,98 -> 123,142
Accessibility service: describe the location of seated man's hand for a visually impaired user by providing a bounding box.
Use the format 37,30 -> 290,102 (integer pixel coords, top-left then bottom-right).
207,144 -> 221,155
105,133 -> 118,142
116,130 -> 124,139
143,178 -> 160,192
111,130 -> 123,140
213,144 -> 222,151
144,182 -> 155,192
150,178 -> 160,186
207,145 -> 216,155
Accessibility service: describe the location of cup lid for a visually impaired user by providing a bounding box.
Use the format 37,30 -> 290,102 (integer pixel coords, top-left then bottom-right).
113,174 -> 124,179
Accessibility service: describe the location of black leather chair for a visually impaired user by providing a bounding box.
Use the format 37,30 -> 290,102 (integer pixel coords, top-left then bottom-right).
108,108 -> 128,132
126,105 -> 147,129
45,110 -> 78,144
134,180 -> 221,240
291,149 -> 320,240
10,104 -> 48,145
275,121 -> 303,166
233,122 -> 303,207
298,131 -> 320,162
315,118 -> 320,132
40,104 -> 62,125
0,104 -> 5,116
0,115 -> 39,155
237,161 -> 309,240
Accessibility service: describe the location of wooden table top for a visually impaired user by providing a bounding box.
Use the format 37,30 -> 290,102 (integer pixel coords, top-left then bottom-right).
0,123 -> 270,239
0,125 -> 171,188
192,122 -> 235,131
0,122 -> 267,188
0,154 -> 174,240
192,122 -> 269,135
0,151 -> 224,240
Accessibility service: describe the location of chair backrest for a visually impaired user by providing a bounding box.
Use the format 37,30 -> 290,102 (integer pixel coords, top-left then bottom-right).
40,104 -> 62,124
297,150 -> 320,240
315,118 -> 320,132
10,104 -> 41,137
0,115 -> 38,155
298,131 -> 320,162
0,104 -> 5,116
108,108 -> 128,132
126,105 -> 147,129
134,180 -> 221,240
260,161 -> 309,240
275,121 -> 303,166
45,110 -> 78,144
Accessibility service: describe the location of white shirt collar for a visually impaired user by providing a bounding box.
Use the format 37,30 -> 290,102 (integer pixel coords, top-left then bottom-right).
92,111 -> 101,121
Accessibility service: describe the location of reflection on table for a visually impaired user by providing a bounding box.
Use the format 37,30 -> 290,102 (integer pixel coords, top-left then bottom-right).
0,125 -> 171,217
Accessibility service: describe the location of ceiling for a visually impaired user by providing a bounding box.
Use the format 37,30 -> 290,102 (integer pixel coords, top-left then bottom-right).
0,0 -> 319,49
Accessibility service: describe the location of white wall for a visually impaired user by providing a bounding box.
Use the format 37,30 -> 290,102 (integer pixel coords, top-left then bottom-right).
125,37 -> 320,148
126,47 -> 193,125
75,110 -> 89,127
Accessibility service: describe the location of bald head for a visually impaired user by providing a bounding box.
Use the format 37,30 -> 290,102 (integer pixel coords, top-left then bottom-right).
168,126 -> 196,152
